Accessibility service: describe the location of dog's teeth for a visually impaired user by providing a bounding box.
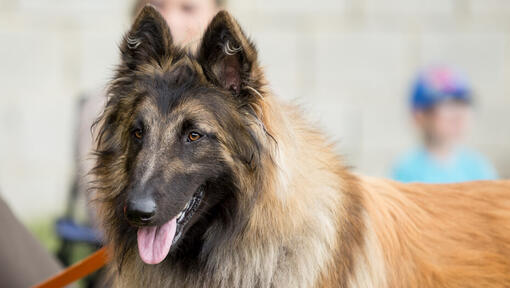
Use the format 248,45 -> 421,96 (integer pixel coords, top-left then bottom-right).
177,211 -> 184,221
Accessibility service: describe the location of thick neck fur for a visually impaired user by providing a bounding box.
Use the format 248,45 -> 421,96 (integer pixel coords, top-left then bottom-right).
110,93 -> 365,288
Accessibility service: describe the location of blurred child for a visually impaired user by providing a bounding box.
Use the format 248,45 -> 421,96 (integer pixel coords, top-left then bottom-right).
392,66 -> 497,183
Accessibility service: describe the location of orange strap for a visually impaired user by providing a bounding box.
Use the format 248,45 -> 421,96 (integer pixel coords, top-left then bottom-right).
32,247 -> 109,288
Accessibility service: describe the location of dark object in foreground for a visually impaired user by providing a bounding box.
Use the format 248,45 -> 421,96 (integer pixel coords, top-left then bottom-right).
0,196 -> 62,288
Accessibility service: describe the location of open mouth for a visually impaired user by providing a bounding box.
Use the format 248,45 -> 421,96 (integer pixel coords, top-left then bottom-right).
136,187 -> 204,265
174,187 -> 204,244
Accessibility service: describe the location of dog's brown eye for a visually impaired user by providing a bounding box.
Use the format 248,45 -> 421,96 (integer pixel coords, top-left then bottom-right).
187,131 -> 201,142
134,129 -> 143,140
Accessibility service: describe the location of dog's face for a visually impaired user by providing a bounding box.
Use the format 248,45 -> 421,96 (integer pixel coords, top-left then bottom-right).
123,70 -> 235,265
94,6 -> 267,266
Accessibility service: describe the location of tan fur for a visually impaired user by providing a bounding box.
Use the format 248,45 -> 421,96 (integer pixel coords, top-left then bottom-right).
241,94 -> 510,288
360,178 -> 510,287
255,94 -> 510,287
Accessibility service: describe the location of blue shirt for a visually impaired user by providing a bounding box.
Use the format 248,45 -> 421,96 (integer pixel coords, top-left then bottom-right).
392,147 -> 497,183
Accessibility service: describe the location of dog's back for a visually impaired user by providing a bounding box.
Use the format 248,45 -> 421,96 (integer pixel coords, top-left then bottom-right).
356,178 -> 510,287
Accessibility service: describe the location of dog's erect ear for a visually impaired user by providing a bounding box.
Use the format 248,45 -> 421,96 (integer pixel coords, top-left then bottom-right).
120,5 -> 173,70
198,11 -> 263,98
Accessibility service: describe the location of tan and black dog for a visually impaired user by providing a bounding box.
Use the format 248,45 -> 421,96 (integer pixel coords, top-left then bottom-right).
92,6 -> 510,287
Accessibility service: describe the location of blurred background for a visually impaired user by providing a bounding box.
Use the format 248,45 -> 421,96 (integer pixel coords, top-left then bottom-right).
0,0 -> 509,276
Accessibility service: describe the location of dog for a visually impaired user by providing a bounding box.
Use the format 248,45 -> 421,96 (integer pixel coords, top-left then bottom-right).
92,6 -> 510,287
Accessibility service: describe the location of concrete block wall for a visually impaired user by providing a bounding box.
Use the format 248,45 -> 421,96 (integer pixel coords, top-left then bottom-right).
0,0 -> 134,219
230,0 -> 510,177
0,0 -> 509,219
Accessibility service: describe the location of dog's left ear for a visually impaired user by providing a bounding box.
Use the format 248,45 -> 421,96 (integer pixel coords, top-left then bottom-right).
120,5 -> 174,70
197,11 -> 263,99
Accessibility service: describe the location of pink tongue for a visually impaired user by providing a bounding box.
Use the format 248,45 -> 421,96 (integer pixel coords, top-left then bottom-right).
137,217 -> 177,264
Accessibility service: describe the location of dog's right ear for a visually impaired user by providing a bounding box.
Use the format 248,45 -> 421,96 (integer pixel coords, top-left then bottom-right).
197,11 -> 263,100
120,5 -> 173,70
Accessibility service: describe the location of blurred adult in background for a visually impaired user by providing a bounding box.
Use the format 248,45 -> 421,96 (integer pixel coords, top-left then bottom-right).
133,0 -> 222,48
77,0 -> 224,207
0,1 -> 225,286
75,0 -> 224,228
392,66 -> 497,183
59,0 -> 225,278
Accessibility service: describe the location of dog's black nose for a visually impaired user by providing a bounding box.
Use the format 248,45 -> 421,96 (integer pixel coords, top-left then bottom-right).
124,196 -> 156,225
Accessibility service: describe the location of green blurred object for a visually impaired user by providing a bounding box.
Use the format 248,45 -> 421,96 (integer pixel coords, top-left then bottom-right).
27,217 -> 96,288
27,217 -> 59,254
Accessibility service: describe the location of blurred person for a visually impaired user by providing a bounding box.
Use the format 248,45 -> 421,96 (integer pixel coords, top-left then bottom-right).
76,0 -> 225,218
60,0 -> 225,268
133,0 -> 223,48
79,0 -> 225,179
0,0 -> 225,286
80,0 -> 225,190
392,65 -> 497,183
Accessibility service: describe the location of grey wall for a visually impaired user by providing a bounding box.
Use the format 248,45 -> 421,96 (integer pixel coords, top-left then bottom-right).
230,0 -> 510,178
1,0 -> 509,219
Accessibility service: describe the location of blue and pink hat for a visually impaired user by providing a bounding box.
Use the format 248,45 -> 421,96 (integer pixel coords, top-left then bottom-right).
411,65 -> 472,111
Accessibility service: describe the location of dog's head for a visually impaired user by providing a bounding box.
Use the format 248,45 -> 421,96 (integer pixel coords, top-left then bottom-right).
93,6 -> 270,267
